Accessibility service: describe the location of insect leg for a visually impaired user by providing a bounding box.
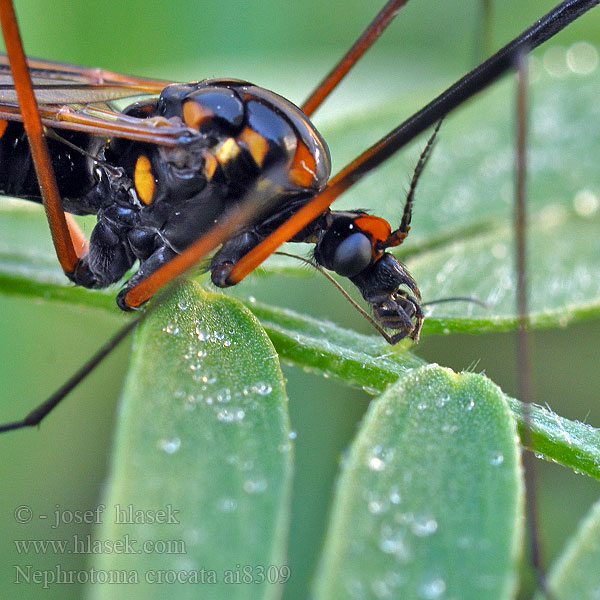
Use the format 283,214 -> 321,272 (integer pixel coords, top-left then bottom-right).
0,316 -> 141,434
66,214 -> 89,254
0,0 -> 87,274
301,0 -> 408,117
513,54 -> 555,597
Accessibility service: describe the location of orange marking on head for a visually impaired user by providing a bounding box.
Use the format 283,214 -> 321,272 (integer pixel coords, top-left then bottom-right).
0,119 -> 7,138
134,154 -> 155,205
238,126 -> 268,167
215,137 -> 241,165
183,99 -> 213,130
289,141 -> 317,188
354,215 -> 392,246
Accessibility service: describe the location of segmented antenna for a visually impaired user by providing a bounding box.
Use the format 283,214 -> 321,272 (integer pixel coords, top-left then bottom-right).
398,118 -> 444,235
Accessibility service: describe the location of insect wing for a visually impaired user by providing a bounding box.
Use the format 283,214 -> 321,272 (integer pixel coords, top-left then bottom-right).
0,54 -> 190,145
0,53 -> 169,90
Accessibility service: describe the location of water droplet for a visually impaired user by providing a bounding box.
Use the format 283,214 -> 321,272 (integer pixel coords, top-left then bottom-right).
183,395 -> 198,411
379,524 -> 411,561
212,331 -> 226,342
573,189 -> 599,217
247,295 -> 256,303
567,41 -> 598,75
419,577 -> 446,599
195,327 -> 208,341
389,487 -> 402,505
255,382 -> 272,396
368,500 -> 385,514
243,478 -> 267,494
162,323 -> 179,335
490,452 -> 504,466
466,399 -> 475,411
177,299 -> 188,311
218,497 -> 237,513
441,423 -> 458,434
369,457 -> 385,472
435,395 -> 450,408
288,430 -> 297,440
368,444 -> 394,471
158,437 -> 181,454
215,389 -> 232,403
380,531 -> 403,554
216,408 -> 245,423
411,515 -> 438,537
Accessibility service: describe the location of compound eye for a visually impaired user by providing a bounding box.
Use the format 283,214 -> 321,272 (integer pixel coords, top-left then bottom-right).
331,232 -> 372,277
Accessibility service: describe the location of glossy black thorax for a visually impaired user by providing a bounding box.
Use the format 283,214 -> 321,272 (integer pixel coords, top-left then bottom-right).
0,79 -> 332,289
109,79 -> 331,253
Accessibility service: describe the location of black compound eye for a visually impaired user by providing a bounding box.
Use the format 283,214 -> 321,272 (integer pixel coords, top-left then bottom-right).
331,232 -> 372,277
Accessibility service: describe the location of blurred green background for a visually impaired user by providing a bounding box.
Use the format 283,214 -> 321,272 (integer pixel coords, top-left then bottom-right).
0,1 -> 599,598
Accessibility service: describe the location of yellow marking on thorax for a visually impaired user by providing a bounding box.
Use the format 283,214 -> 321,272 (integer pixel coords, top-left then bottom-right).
215,137 -> 241,165
134,154 -> 155,205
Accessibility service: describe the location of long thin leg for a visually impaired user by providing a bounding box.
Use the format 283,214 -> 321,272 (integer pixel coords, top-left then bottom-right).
0,0 -> 87,270
0,316 -> 141,433
475,0 -> 493,63
301,0 -> 408,117
514,54 -> 555,599
225,0 -> 599,286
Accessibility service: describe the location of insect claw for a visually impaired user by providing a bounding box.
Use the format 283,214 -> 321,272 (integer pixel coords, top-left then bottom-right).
67,258 -> 100,289
210,263 -> 235,288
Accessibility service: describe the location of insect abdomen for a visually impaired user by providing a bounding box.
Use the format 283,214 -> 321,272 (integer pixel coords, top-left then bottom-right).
0,120 -> 99,211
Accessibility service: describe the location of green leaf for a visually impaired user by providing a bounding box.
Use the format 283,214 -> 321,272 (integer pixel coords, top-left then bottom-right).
251,301 -> 600,481
313,365 -> 523,600
247,300 -> 424,392
88,282 -> 292,600
534,499 -> 600,600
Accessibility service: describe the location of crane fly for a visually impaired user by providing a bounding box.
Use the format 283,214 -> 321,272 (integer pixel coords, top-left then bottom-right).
5,1 -> 600,600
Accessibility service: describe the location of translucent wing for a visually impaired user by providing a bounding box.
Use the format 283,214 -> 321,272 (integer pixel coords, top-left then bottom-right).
0,54 -> 191,145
